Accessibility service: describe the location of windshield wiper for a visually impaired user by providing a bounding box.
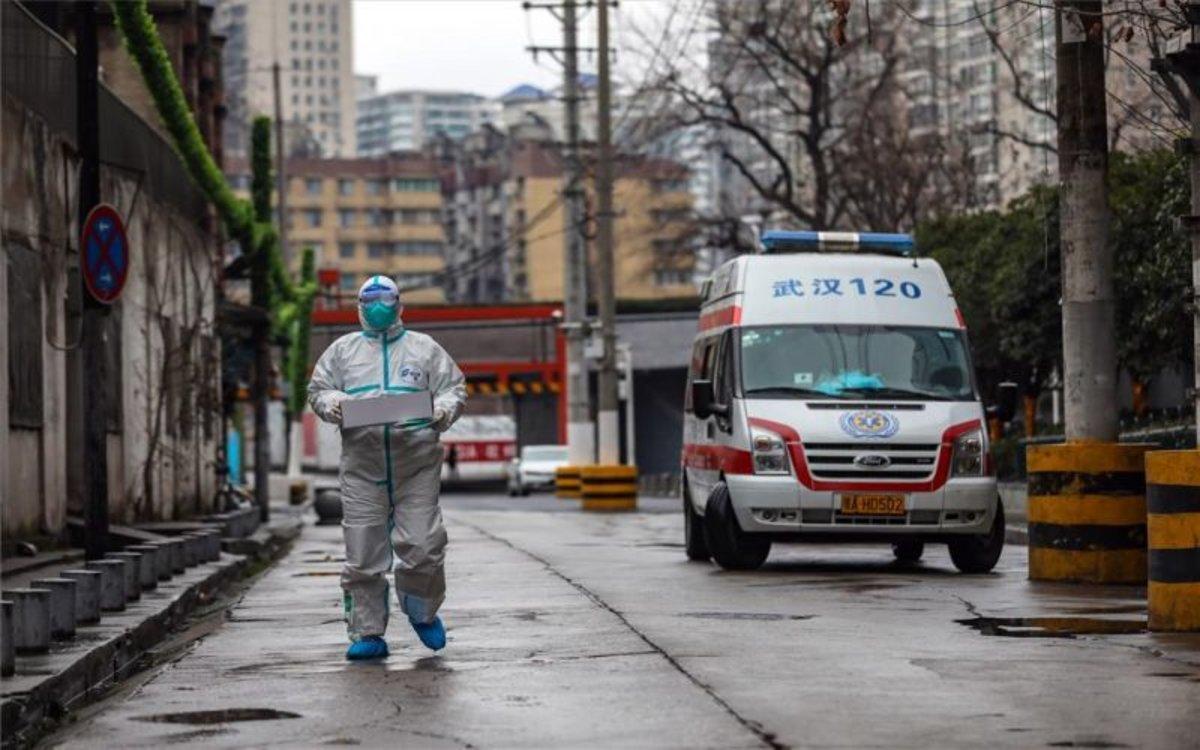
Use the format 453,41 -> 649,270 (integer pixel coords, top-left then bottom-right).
744,386 -> 845,399
835,386 -> 954,401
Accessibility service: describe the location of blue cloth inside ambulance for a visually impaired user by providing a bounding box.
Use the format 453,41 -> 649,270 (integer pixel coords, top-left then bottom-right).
683,231 -> 1002,573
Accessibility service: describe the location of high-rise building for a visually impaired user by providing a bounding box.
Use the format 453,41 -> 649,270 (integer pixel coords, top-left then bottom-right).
213,0 -> 355,157
226,154 -> 448,304
356,89 -> 499,156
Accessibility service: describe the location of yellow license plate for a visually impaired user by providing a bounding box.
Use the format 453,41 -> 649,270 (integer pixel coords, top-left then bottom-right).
839,494 -> 907,516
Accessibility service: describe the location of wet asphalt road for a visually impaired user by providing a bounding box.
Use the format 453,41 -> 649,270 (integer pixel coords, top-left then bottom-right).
45,491 -> 1200,749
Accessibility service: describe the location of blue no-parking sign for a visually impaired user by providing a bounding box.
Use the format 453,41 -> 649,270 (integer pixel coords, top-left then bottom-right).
81,203 -> 129,304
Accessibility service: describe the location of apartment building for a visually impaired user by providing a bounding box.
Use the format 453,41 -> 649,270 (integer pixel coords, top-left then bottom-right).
226,155 -> 447,303
441,124 -> 696,304
213,0 -> 355,157
357,89 -> 499,155
904,0 -> 1166,206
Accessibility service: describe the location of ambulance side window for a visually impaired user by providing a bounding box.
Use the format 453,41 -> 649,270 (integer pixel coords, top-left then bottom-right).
713,330 -> 735,406
685,338 -> 714,413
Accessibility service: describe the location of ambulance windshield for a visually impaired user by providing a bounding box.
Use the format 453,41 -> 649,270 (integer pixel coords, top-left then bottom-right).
740,325 -> 976,401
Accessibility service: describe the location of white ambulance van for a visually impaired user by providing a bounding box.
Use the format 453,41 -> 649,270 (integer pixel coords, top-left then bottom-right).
683,230 -> 1005,572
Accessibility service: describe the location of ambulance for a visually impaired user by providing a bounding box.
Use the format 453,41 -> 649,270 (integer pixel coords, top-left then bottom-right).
682,230 -> 1005,572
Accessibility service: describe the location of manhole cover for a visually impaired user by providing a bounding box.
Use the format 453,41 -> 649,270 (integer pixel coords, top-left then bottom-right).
132,708 -> 302,724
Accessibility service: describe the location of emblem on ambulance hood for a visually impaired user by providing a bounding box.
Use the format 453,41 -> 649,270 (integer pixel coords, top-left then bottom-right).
839,410 -> 899,439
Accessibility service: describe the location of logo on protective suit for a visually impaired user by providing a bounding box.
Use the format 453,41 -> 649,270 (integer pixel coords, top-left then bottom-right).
396,365 -> 427,389
839,410 -> 898,439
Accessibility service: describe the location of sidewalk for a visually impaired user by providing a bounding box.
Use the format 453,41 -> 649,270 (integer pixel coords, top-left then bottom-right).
0,489 -> 306,748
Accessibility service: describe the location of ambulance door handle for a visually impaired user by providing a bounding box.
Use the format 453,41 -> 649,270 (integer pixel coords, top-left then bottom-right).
706,421 -> 715,439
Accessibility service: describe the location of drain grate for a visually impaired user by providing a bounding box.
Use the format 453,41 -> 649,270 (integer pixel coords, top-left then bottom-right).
132,708 -> 302,724
957,616 -> 1146,638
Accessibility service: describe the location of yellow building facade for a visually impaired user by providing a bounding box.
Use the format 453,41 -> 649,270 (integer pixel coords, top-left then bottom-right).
227,155 -> 446,303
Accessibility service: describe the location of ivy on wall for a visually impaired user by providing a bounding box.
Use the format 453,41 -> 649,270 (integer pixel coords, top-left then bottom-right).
111,0 -> 316,417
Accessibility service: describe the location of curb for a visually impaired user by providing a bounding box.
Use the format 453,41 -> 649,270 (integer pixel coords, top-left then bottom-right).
0,520 -> 302,748
1005,524 -> 1028,545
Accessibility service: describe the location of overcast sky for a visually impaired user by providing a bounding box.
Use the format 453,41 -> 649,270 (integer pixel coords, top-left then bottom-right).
352,0 -> 691,98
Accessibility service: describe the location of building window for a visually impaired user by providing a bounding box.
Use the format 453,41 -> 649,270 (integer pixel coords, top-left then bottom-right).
338,178 -> 354,196
391,177 -> 438,192
654,268 -> 691,286
366,208 -> 384,227
366,179 -> 385,196
339,242 -> 355,258
338,209 -> 355,227
304,208 -> 322,227
8,242 -> 43,428
394,241 -> 442,256
305,177 -> 321,195
340,274 -> 357,291
367,242 -> 388,258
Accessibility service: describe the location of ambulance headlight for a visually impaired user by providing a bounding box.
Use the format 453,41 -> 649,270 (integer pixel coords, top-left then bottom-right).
751,428 -> 789,475
951,428 -> 985,477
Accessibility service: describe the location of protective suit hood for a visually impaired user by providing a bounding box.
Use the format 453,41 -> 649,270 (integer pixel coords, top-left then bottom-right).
357,275 -> 404,335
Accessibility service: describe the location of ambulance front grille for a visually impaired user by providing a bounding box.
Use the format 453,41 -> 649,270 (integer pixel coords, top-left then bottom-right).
802,442 -> 940,481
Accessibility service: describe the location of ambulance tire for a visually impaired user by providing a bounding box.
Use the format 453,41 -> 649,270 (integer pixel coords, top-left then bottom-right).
704,482 -> 770,571
892,541 -> 924,563
683,483 -> 710,562
949,496 -> 1005,574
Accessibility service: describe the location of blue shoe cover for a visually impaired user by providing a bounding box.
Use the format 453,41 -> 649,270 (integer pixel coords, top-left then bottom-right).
410,616 -> 446,651
346,635 -> 389,660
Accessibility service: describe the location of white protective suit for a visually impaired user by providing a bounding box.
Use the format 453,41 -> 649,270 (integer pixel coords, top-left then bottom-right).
308,306 -> 466,641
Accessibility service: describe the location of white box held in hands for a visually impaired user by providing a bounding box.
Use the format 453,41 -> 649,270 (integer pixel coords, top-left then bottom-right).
342,391 -> 433,429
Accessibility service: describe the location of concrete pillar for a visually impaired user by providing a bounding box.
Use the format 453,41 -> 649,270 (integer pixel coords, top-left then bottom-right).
181,535 -> 200,568
2,600 -> 15,676
126,545 -> 160,590
30,579 -> 76,639
86,559 -> 127,611
145,542 -> 172,581
200,530 -> 221,561
105,552 -> 143,601
8,589 -> 51,653
60,569 -> 102,624
166,538 -> 186,574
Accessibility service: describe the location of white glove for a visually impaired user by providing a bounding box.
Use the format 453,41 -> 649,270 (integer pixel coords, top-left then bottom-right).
328,397 -> 344,425
431,407 -> 450,432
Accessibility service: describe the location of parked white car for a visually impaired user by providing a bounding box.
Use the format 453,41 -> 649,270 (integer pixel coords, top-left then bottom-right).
507,445 -> 569,496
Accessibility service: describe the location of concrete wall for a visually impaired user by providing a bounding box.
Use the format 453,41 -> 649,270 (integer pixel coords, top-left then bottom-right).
2,6 -> 221,541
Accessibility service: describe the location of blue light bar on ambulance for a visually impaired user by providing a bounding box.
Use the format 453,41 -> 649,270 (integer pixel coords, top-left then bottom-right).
760,230 -> 915,256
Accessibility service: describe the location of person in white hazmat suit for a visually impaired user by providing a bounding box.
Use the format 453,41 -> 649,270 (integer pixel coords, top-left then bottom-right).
308,276 -> 467,660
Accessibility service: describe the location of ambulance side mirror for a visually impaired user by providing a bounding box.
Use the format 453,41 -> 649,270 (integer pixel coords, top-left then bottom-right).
988,381 -> 1018,424
692,380 -> 726,419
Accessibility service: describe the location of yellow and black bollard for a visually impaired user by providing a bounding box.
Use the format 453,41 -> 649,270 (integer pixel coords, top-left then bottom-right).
555,466 -> 581,499
1145,450 -> 1200,631
1026,443 -> 1150,583
579,465 -> 638,512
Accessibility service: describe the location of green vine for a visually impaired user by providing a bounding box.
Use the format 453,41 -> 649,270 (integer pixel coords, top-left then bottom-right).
112,0 -> 317,419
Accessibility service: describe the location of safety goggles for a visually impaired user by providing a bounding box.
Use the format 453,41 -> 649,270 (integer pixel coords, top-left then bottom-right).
358,285 -> 399,306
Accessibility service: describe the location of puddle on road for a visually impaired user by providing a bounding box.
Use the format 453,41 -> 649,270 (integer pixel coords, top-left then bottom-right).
680,611 -> 814,622
292,571 -> 341,577
956,616 -> 1146,638
132,708 -> 302,724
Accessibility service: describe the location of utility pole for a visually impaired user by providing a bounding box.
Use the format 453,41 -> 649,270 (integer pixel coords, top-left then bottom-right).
527,0 -> 595,465
273,63 -> 289,266
595,0 -> 620,465
1056,1 -> 1117,442
77,1 -> 108,560
1158,2 -> 1200,442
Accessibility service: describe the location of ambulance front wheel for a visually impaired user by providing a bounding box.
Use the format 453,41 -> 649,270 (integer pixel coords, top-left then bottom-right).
683,482 -> 710,562
704,482 -> 770,571
948,496 -> 1005,574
